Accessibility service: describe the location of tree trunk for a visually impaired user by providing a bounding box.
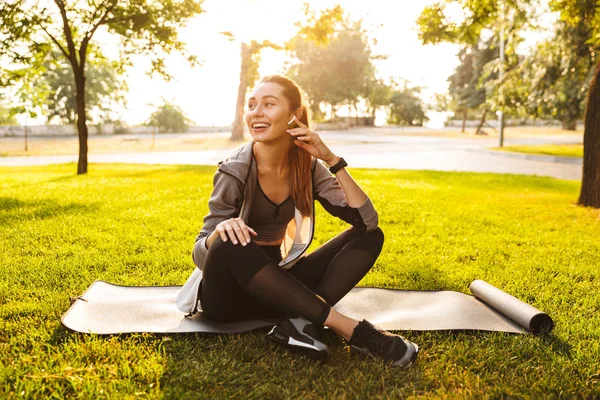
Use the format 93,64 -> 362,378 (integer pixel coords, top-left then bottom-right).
461,109 -> 468,133
475,108 -> 488,135
231,42 -> 250,141
24,120 -> 28,151
578,60 -> 600,208
353,102 -> 359,126
562,119 -> 577,130
75,68 -> 88,175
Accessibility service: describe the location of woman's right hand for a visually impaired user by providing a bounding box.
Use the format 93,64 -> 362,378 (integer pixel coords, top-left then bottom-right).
215,217 -> 257,246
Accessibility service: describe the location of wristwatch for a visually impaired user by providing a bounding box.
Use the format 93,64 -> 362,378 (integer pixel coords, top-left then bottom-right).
328,157 -> 347,174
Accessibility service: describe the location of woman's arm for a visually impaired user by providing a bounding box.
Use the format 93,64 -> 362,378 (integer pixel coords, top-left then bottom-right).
312,159 -> 379,231
323,155 -> 367,208
192,170 -> 244,269
288,115 -> 378,232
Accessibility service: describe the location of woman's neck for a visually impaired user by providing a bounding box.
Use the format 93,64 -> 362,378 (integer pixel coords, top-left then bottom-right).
253,140 -> 291,176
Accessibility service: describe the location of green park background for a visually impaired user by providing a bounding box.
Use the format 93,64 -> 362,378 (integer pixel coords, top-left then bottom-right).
1,0 -> 600,398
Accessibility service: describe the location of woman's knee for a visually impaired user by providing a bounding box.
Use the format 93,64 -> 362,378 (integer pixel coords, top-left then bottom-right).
367,226 -> 384,240
362,226 -> 384,243
364,226 -> 384,254
206,236 -> 245,262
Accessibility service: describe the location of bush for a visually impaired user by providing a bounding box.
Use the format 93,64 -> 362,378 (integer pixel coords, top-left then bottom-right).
146,101 -> 192,133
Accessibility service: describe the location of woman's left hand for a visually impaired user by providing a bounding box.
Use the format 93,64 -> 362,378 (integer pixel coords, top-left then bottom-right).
287,117 -> 337,164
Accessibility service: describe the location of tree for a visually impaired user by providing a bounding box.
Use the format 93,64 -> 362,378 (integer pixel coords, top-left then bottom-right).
287,20 -> 378,121
386,81 -> 428,126
417,0 -> 600,207
551,0 -> 600,207
0,101 -> 18,125
146,100 -> 192,133
448,41 -> 500,134
365,78 -> 393,121
228,4 -> 344,140
0,0 -> 204,174
498,23 -> 594,130
230,39 -> 281,141
16,48 -> 127,125
448,47 -> 478,132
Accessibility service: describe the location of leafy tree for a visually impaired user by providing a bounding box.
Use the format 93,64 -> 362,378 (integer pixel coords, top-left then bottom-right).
0,0 -> 204,174
228,4 -> 343,140
18,49 -> 127,125
551,0 -> 600,207
417,0 -> 600,207
448,41 -> 500,133
229,39 -> 282,141
386,81 -> 428,126
287,19 -> 378,121
417,0 -> 537,47
448,47 -> 478,131
0,102 -> 18,125
146,100 -> 192,133
499,22 -> 594,130
365,78 -> 393,121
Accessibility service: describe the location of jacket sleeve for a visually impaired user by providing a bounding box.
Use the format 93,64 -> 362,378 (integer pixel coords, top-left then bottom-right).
192,169 -> 244,270
312,159 -> 379,232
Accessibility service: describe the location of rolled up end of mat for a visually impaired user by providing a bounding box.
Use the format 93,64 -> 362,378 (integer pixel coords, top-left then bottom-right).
530,313 -> 554,334
469,280 -> 554,335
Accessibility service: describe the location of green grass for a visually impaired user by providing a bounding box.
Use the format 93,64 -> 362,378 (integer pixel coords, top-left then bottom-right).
493,144 -> 584,158
1,163 -> 599,398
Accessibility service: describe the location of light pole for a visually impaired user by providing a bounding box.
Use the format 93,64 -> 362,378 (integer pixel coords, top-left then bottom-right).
498,0 -> 505,147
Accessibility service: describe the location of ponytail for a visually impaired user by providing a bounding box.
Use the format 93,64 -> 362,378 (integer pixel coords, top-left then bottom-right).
288,105 -> 312,216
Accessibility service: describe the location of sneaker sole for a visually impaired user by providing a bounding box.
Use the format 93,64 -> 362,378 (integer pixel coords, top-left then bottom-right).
392,343 -> 419,367
267,330 -> 329,361
350,342 -> 419,368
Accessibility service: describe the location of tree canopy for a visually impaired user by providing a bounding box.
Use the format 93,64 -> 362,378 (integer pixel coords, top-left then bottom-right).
387,81 -> 428,126
13,48 -> 128,125
0,0 -> 204,174
0,101 -> 18,125
417,0 -> 600,207
286,18 -> 380,121
146,100 -> 192,133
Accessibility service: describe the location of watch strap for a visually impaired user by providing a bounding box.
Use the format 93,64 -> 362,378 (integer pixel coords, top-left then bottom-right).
329,157 -> 347,174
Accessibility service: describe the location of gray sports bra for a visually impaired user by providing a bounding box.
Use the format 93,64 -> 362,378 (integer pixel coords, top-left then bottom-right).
248,178 -> 295,243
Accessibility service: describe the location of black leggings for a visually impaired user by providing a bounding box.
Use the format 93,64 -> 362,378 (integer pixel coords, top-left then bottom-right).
198,226 -> 384,326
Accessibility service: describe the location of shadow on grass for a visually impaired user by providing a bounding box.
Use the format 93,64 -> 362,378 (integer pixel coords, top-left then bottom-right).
0,197 -> 100,227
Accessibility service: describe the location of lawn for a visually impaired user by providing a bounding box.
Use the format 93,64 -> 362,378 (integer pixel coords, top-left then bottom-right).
493,144 -> 584,158
1,163 -> 599,398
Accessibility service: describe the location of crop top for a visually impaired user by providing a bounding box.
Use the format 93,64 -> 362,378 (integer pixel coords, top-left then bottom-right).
247,178 -> 295,243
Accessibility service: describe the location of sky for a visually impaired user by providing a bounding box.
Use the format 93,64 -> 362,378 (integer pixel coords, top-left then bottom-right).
96,0 -> 465,127
16,0 -> 557,127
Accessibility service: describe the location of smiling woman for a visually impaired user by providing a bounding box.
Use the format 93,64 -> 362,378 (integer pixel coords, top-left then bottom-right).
245,75 -> 313,218
176,74 -> 419,368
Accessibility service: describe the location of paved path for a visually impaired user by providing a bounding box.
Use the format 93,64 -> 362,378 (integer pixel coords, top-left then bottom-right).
0,131 -> 583,180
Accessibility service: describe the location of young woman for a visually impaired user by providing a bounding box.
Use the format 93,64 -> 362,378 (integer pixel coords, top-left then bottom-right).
176,75 -> 418,367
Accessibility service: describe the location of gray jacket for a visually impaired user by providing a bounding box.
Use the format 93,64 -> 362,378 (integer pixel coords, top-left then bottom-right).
175,141 -> 379,314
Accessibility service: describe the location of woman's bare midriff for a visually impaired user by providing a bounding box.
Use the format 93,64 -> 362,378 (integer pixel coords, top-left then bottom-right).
253,239 -> 283,247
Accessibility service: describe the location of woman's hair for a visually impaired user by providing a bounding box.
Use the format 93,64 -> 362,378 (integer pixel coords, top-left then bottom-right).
259,74 -> 313,217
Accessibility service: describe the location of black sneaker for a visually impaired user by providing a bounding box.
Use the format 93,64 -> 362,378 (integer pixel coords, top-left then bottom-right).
267,316 -> 329,360
346,319 -> 419,367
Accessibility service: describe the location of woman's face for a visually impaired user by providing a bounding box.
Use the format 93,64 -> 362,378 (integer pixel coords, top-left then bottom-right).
245,82 -> 296,143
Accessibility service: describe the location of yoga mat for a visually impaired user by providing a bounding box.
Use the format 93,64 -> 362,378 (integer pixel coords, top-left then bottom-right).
61,279 -> 553,335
